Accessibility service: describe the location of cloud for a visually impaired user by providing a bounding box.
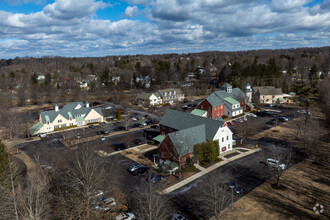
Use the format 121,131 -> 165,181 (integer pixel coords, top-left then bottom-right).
124,6 -> 139,18
44,0 -> 109,20
0,0 -> 329,58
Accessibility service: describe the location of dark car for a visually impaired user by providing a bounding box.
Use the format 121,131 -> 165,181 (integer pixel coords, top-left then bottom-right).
145,120 -> 153,125
101,130 -> 111,134
131,166 -> 149,176
150,125 -> 159,129
144,114 -> 150,119
88,125 -> 96,128
118,126 -> 128,131
148,173 -> 164,183
226,181 -> 243,194
256,111 -> 270,117
134,123 -> 143,127
112,143 -> 126,151
134,138 -> 143,145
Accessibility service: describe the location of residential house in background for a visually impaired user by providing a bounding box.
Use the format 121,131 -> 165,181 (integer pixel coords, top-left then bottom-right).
137,93 -> 162,106
253,86 -> 284,105
30,102 -> 103,136
157,88 -> 185,105
157,109 -> 233,167
195,83 -> 252,118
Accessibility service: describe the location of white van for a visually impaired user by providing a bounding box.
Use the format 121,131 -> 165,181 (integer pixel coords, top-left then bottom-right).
267,158 -> 286,170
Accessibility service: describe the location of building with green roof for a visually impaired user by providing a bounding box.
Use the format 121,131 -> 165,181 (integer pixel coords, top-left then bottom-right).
158,109 -> 234,167
195,83 -> 250,118
30,102 -> 103,136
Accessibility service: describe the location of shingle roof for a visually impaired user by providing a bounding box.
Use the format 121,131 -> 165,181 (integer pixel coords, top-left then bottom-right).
160,109 -> 225,140
30,122 -> 43,136
138,93 -> 154,100
206,93 -> 225,106
168,124 -> 206,156
253,86 -> 283,96
214,88 -> 248,102
190,109 -> 207,116
40,102 -> 103,124
223,97 -> 239,105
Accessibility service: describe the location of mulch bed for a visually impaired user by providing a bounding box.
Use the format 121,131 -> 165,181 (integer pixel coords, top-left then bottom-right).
224,151 -> 240,159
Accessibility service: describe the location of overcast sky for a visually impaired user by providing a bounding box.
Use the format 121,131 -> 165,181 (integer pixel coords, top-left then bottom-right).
0,0 -> 329,58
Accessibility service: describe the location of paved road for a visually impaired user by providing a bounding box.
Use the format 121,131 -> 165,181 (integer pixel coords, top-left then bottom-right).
168,143 -> 293,219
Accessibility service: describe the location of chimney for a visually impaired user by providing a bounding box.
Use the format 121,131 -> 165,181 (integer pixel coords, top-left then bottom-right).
55,104 -> 59,112
86,101 -> 89,108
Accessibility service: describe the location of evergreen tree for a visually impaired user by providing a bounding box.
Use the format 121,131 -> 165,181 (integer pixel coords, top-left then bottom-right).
309,64 -> 319,87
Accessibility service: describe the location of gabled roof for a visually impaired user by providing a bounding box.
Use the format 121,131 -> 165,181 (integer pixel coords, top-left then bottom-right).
40,102 -> 103,124
214,88 -> 248,102
160,109 -> 225,140
222,83 -> 232,89
206,93 -> 224,106
168,125 -> 206,156
253,86 -> 283,96
30,122 -> 43,136
190,109 -> 207,117
138,93 -> 155,100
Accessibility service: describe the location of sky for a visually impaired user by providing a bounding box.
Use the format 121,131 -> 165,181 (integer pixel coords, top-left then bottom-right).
0,0 -> 329,58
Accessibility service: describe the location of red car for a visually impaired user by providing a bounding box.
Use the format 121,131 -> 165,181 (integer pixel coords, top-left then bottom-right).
227,121 -> 235,125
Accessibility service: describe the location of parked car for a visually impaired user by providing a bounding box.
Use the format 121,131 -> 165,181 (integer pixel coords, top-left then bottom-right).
127,164 -> 144,173
278,116 -> 289,122
247,113 -> 257,117
101,130 -> 111,134
151,125 -> 159,129
131,117 -> 137,121
88,125 -> 96,128
105,106 -> 112,110
134,138 -> 143,145
100,136 -> 106,141
226,181 -> 243,194
134,123 -> 143,127
297,109 -> 306,114
118,126 -> 129,131
112,143 -> 126,151
116,213 -> 135,220
145,120 -> 153,125
266,119 -> 276,125
148,173 -> 164,183
172,214 -> 187,220
142,122 -> 147,126
227,121 -> 235,126
256,111 -> 270,117
88,190 -> 104,198
39,133 -> 47,138
131,166 -> 149,176
144,114 -> 150,119
266,158 -> 286,170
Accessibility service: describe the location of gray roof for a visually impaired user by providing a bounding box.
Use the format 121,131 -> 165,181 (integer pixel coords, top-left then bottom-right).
168,125 -> 206,156
214,88 -> 248,102
40,102 -> 103,124
138,93 -> 154,100
206,93 -> 225,106
160,109 -> 225,140
222,83 -> 232,89
253,86 -> 283,96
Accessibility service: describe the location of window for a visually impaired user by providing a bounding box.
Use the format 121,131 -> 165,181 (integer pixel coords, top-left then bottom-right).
154,99 -> 156,102
182,157 -> 186,163
227,136 -> 228,140
222,137 -> 224,142
61,124 -> 66,128
54,125 -> 59,129
228,144 -> 231,149
58,119 -> 62,123
69,123 -> 73,126
47,121 -> 50,125
164,92 -> 167,96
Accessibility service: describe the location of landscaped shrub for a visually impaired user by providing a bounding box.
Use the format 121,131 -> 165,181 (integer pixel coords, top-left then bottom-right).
54,125 -> 77,131
201,161 -> 209,166
214,158 -> 222,162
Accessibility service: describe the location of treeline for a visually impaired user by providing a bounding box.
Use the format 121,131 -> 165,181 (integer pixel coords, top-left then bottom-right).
0,46 -> 329,106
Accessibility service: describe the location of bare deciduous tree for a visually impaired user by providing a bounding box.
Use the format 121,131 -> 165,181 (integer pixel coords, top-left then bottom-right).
132,181 -> 172,220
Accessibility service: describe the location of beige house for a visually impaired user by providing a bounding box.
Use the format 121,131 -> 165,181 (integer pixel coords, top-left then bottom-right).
253,86 -> 284,105
30,102 -> 103,136
157,88 -> 185,105
137,93 -> 162,106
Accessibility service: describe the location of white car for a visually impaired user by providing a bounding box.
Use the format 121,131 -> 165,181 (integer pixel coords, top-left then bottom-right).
88,190 -> 104,198
131,117 -> 137,121
116,213 -> 135,220
267,158 -> 286,170
39,133 -> 47,138
105,106 -> 112,110
100,136 -> 106,141
172,214 -> 187,220
247,113 -> 257,117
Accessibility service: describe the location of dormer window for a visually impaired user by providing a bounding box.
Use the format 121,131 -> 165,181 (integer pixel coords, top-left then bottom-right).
164,92 -> 167,96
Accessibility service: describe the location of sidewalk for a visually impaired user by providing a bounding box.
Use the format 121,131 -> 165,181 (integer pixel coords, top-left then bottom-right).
160,147 -> 261,194
96,143 -> 158,157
